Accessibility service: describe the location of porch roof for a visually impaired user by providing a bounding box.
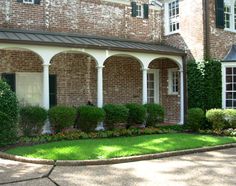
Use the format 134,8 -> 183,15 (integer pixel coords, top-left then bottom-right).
0,29 -> 185,56
223,45 -> 236,62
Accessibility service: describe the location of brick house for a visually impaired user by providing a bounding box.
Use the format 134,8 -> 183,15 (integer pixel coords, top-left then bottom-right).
0,0 -> 234,130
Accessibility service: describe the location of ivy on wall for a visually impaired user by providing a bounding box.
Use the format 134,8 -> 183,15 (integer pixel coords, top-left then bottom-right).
187,59 -> 222,110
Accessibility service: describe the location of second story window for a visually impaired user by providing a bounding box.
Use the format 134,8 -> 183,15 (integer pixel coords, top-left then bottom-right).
136,4 -> 143,18
23,0 -> 34,4
224,0 -> 236,31
165,0 -> 180,35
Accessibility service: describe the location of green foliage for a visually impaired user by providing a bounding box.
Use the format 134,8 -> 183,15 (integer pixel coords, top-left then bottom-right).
187,59 -> 222,110
0,80 -> 18,122
224,109 -> 236,128
187,108 -> 205,132
77,106 -> 105,132
19,106 -> 47,136
125,103 -> 147,127
144,103 -> 164,127
103,104 -> 129,130
48,106 -> 77,133
0,111 -> 17,146
206,109 -> 225,130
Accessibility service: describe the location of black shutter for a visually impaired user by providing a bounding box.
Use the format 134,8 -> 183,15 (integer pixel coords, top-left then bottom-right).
215,0 -> 225,28
131,2 -> 137,17
49,75 -> 57,107
16,0 -> 23,3
143,4 -> 149,19
1,73 -> 16,92
34,0 -> 41,4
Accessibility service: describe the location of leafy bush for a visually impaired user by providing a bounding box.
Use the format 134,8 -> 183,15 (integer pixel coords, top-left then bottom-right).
19,106 -> 47,136
48,106 -> 77,133
77,106 -> 105,132
187,60 -> 221,110
144,103 -> 164,127
125,103 -> 146,127
224,109 -> 236,128
103,104 -> 129,130
0,111 -> 17,146
206,109 -> 225,130
0,80 -> 18,122
187,108 -> 205,132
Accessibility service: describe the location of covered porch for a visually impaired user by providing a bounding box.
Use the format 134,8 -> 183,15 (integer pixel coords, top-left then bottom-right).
0,29 -> 186,126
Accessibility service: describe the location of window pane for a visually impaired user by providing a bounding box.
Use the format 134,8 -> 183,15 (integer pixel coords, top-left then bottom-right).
227,84 -> 233,90
226,68 -> 232,75
226,100 -> 233,107
227,76 -> 232,82
226,92 -> 233,99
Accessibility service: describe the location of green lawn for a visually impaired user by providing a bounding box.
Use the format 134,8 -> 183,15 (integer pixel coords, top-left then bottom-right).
6,133 -> 236,160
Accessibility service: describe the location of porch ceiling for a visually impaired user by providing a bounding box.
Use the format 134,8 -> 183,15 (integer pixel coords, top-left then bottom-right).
0,29 -> 185,56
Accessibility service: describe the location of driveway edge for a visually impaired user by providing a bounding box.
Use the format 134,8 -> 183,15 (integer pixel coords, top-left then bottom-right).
1,143 -> 235,166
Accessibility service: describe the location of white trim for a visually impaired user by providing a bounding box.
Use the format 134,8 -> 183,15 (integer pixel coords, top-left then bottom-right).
147,69 -> 160,103
136,4 -> 144,18
168,68 -> 179,95
23,0 -> 34,4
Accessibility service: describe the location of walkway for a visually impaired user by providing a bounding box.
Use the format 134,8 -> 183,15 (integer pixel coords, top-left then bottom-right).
0,148 -> 235,186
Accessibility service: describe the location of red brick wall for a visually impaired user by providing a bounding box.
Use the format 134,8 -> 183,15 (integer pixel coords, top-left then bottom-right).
0,0 -> 162,42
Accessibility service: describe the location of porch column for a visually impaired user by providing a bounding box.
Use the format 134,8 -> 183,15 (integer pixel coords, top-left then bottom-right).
96,65 -> 104,130
97,65 -> 104,108
142,68 -> 149,104
180,68 -> 184,124
42,62 -> 51,134
43,63 -> 50,110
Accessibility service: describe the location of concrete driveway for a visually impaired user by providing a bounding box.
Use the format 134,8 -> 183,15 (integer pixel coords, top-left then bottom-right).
0,148 -> 235,186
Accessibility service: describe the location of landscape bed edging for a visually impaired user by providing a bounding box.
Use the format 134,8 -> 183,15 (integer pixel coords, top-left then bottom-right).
0,143 -> 235,166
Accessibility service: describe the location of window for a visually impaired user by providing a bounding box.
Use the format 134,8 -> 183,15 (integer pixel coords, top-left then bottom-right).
165,0 -> 179,34
136,4 -> 143,18
168,68 -> 179,95
224,0 -> 236,31
224,67 -> 236,108
147,70 -> 159,103
131,2 -> 149,19
23,0 -> 34,4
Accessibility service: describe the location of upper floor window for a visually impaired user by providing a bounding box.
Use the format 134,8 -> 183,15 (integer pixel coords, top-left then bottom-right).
17,0 -> 40,5
23,0 -> 34,4
131,2 -> 149,19
165,0 -> 180,35
224,0 -> 236,31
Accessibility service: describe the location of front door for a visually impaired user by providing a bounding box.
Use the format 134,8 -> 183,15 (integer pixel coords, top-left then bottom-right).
147,69 -> 159,103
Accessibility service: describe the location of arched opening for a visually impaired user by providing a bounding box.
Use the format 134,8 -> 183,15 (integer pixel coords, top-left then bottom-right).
0,48 -> 44,106
50,51 -> 98,107
103,55 -> 143,104
148,58 -> 181,123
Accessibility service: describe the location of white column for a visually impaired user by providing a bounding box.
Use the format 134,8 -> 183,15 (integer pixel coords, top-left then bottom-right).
142,68 -> 148,104
42,63 -> 51,134
97,66 -> 104,108
179,68 -> 184,125
96,65 -> 104,131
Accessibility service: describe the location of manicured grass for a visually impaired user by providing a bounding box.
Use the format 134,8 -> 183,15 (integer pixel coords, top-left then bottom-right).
6,133 -> 236,160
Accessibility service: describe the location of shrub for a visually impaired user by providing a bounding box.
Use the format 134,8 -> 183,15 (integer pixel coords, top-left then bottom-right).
125,103 -> 146,127
187,108 -> 205,132
144,103 -> 164,127
48,106 -> 77,133
77,106 -> 105,132
206,109 -> 225,130
0,111 -> 17,146
103,104 -> 129,130
224,109 -> 236,129
0,80 -> 18,122
19,106 -> 47,136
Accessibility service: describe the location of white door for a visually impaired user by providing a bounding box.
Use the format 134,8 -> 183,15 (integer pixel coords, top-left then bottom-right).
147,69 -> 159,103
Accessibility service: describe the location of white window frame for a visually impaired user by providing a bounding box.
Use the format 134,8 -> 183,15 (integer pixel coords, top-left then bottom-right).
23,0 -> 34,4
164,0 -> 180,35
147,69 -> 160,103
168,68 -> 179,95
136,4 -> 144,18
224,0 -> 236,32
222,63 -> 236,108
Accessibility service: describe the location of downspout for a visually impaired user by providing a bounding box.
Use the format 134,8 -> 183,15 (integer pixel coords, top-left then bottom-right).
182,54 -> 188,124
203,0 -> 209,59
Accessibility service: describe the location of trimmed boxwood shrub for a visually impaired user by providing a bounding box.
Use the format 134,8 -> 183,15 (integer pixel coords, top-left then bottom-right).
125,103 -> 146,127
187,108 -> 205,132
19,106 -> 47,136
49,106 -> 77,133
103,104 -> 129,130
77,106 -> 105,132
206,109 -> 225,130
0,111 -> 17,146
224,109 -> 236,129
144,103 -> 164,127
0,80 -> 18,122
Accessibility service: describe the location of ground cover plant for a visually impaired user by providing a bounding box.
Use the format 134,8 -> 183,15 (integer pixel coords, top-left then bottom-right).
6,133 -> 236,160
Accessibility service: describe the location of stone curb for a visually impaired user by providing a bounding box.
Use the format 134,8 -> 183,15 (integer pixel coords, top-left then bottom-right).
1,143 -> 235,166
